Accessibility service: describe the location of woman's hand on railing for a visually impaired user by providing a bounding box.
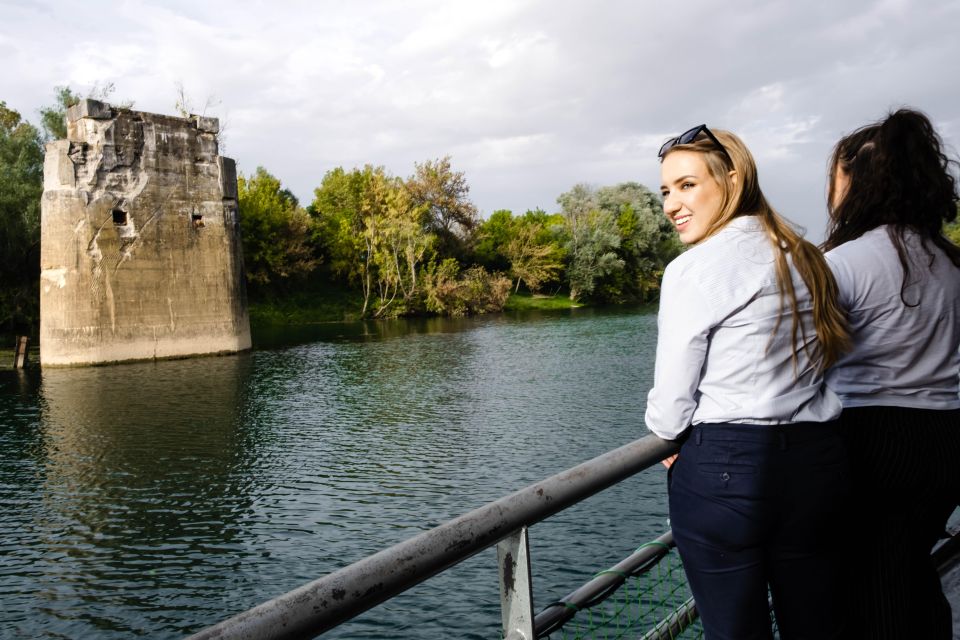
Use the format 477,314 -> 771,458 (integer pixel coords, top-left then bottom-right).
661,454 -> 678,469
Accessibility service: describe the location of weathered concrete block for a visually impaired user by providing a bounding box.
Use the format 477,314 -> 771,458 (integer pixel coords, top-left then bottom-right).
40,101 -> 250,367
42,140 -> 76,190
194,116 -> 219,134
218,157 -> 237,200
67,98 -> 112,122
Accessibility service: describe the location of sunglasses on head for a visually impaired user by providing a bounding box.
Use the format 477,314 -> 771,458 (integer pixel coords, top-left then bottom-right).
658,124 -> 732,161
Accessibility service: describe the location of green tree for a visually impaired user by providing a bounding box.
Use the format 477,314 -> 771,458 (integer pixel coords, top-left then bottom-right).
367,174 -> 433,317
311,165 -> 434,317
310,166 -> 369,286
0,101 -> 44,334
558,184 -> 625,301
238,167 -> 319,288
564,209 -> 624,301
504,211 -> 565,293
39,86 -> 80,141
521,208 -> 568,289
473,209 -> 515,272
597,182 -> 680,301
406,156 -> 478,261
473,208 -> 566,293
557,182 -> 679,302
311,165 -> 393,316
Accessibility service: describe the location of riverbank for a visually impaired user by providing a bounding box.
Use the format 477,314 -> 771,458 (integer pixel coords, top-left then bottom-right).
248,286 -> 365,325
248,288 -> 583,327
1,291 -> 592,366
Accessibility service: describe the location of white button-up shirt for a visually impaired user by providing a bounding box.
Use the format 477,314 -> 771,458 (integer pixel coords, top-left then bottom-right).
645,216 -> 841,440
825,226 -> 960,410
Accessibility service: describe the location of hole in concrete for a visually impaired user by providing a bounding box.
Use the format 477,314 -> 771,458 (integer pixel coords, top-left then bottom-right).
112,209 -> 128,225
192,212 -> 204,228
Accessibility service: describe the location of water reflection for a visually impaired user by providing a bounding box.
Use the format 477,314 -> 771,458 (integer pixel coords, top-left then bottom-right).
251,306 -> 640,350
253,315 -> 486,350
6,356 -> 257,637
0,367 -> 38,398
1,306 -> 669,639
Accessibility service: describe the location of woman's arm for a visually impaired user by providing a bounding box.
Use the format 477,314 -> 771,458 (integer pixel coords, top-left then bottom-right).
645,261 -> 716,440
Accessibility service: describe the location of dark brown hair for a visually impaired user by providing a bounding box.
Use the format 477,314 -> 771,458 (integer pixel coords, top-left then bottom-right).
823,108 -> 960,304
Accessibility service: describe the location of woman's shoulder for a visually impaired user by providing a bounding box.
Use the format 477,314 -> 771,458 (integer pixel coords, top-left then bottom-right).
663,234 -> 725,279
664,217 -> 771,281
825,226 -> 892,267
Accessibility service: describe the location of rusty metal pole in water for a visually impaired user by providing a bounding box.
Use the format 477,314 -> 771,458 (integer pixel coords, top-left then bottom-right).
13,336 -> 29,369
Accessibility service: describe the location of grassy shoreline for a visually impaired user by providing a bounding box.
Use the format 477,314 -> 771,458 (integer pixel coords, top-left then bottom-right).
249,289 -> 583,327
2,292 -> 590,362
503,291 -> 582,311
248,286 -> 365,326
1,293 -> 619,365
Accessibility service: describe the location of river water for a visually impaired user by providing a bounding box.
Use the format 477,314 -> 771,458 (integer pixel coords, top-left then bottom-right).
0,306 -> 672,639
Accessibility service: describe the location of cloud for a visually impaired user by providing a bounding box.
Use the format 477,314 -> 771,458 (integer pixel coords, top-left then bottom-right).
1,0 -> 958,240
461,133 -> 557,168
481,32 -> 550,69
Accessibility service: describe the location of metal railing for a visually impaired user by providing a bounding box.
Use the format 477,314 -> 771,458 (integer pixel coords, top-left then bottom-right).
533,530 -> 677,636
533,529 -> 701,640
187,434 -> 680,640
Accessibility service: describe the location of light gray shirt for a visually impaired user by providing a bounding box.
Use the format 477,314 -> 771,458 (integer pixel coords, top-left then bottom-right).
825,226 -> 960,409
645,216 -> 841,440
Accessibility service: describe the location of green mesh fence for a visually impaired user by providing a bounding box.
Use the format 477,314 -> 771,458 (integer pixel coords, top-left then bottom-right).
544,547 -> 703,640
535,545 -> 783,640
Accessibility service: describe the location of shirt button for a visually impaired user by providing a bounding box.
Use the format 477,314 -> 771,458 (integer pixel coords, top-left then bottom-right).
720,472 -> 730,481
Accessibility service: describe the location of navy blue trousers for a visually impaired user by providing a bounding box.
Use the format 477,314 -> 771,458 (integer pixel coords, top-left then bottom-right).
668,422 -> 849,640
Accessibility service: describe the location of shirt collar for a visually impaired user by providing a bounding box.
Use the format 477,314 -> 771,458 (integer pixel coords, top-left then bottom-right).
726,215 -> 763,233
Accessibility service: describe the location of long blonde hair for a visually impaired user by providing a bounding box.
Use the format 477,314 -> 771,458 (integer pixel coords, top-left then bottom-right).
663,129 -> 849,371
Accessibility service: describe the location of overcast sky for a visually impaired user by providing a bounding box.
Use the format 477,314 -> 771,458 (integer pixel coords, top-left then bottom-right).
2,0 -> 958,241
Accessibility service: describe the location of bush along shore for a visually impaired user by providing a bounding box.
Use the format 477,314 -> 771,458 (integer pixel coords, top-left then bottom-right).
248,288 -> 585,329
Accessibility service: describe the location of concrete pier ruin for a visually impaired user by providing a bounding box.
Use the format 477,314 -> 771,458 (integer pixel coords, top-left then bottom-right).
40,100 -> 251,366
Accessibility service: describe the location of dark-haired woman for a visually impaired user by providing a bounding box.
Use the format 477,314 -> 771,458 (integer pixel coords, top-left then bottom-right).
646,125 -> 850,639
823,108 -> 960,639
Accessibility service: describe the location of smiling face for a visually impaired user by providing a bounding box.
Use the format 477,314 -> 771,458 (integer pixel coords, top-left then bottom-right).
660,150 -> 726,244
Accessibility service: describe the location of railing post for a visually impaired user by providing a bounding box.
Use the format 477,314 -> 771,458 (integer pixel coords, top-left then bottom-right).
498,526 -> 535,640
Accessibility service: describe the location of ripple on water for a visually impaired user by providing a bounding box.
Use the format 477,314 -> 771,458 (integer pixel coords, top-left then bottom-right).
0,307 -> 669,639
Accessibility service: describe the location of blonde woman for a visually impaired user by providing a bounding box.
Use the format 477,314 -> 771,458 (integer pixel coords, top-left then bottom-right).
645,125 -> 850,639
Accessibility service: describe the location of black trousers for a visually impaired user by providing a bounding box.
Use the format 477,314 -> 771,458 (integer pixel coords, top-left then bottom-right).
668,422 -> 849,640
839,406 -> 960,640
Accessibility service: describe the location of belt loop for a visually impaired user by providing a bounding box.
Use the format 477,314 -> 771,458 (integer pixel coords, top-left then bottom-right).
779,430 -> 787,450
695,428 -> 703,445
